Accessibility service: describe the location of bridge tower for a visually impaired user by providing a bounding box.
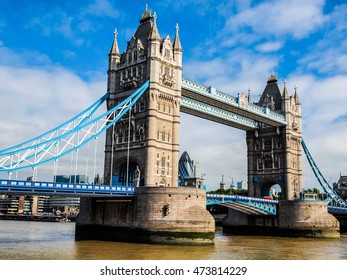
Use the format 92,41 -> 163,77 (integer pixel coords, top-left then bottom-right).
104,8 -> 181,188
76,7 -> 215,245
246,74 -> 302,200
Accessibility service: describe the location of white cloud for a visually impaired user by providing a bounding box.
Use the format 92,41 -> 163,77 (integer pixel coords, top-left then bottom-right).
222,0 -> 327,41
256,41 -> 284,53
81,0 -> 119,19
0,46 -> 107,181
298,4 -> 347,75
287,74 -> 347,185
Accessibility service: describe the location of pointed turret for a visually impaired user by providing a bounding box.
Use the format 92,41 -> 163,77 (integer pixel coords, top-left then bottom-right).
294,86 -> 300,105
109,29 -> 120,56
282,80 -> 290,113
108,29 -> 121,69
149,12 -> 161,41
283,80 -> 289,100
247,87 -> 253,103
173,23 -> 182,52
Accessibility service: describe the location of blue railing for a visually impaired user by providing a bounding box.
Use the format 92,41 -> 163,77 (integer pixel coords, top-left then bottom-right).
0,179 -> 135,197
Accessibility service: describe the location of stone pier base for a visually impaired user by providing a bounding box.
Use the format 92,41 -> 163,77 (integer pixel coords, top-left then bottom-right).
222,200 -> 340,238
278,200 -> 340,238
75,187 -> 215,245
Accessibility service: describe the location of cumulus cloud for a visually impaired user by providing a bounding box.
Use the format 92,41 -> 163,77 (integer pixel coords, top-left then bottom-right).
298,4 -> 347,75
0,46 -> 107,181
81,0 -> 119,19
222,0 -> 327,41
256,41 -> 284,53
26,0 -> 119,45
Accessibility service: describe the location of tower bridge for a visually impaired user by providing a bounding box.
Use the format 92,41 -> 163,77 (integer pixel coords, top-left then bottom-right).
0,7 -> 343,243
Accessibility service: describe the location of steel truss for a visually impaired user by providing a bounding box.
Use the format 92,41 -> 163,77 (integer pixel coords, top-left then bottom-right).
0,81 -> 149,173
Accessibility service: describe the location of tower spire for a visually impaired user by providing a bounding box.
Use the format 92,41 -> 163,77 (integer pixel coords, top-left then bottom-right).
247,87 -> 253,103
149,11 -> 160,40
294,85 -> 300,104
109,28 -> 120,56
283,79 -> 289,99
173,23 -> 182,52
141,3 -> 152,23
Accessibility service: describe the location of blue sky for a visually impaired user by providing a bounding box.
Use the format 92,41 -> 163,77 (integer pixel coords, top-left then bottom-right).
0,0 -> 347,190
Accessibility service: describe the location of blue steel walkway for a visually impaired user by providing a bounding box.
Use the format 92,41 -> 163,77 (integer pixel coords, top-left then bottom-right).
0,179 -> 134,197
1,179 -> 347,215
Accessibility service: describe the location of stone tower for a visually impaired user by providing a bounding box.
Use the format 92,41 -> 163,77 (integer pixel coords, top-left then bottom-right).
104,7 -> 182,188
246,74 -> 302,200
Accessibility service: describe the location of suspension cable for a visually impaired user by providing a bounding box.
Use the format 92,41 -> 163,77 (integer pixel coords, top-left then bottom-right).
126,108 -> 131,187
93,123 -> 99,184
85,141 -> 90,184
110,113 -> 116,186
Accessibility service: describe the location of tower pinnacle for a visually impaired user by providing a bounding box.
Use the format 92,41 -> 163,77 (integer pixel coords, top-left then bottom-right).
173,23 -> 182,52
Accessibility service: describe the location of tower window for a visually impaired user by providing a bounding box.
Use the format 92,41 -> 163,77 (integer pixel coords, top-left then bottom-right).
127,52 -> 132,64
264,159 -> 272,169
264,139 -> 272,151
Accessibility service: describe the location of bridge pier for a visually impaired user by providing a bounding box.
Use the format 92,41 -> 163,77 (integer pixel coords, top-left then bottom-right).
222,200 -> 340,238
75,187 -> 215,245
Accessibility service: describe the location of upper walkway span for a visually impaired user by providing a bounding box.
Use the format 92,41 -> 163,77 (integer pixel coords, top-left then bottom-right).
181,78 -> 288,130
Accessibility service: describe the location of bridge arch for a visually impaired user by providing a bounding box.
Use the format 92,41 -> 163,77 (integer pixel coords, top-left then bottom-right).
260,183 -> 282,199
113,157 -> 143,187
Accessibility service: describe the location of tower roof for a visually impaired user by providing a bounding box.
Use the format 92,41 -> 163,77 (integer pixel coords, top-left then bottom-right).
258,73 -> 283,111
130,6 -> 158,54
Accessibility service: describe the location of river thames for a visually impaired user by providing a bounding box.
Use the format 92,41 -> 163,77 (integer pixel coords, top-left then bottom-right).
1,220 -> 347,260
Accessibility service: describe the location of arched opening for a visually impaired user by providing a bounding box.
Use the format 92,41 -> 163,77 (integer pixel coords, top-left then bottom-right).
159,178 -> 166,187
113,161 -> 142,187
261,183 -> 282,200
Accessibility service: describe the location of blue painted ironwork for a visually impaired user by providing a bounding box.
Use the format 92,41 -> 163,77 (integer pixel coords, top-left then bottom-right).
302,139 -> 347,207
206,194 -> 278,215
1,179 -> 345,216
0,179 -> 135,197
0,92 -> 109,156
0,81 -> 149,173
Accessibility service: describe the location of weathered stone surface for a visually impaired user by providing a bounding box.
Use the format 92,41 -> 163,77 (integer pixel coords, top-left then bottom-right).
221,200 -> 340,238
75,187 -> 215,245
278,200 -> 340,238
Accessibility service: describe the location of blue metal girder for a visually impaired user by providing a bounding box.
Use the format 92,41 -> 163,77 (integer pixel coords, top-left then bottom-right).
0,179 -> 135,197
328,206 -> 347,215
206,194 -> 278,215
0,80 -> 149,172
0,92 -> 109,156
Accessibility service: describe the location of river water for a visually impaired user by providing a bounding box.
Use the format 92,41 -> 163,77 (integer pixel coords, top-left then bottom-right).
1,220 -> 347,260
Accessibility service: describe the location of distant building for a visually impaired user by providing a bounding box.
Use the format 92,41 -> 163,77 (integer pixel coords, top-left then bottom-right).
54,175 -> 88,184
220,175 -> 227,190
178,151 -> 205,188
237,181 -> 247,190
0,195 -> 49,215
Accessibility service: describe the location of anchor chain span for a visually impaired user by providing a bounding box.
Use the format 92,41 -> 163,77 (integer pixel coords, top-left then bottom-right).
0,80 -> 149,172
